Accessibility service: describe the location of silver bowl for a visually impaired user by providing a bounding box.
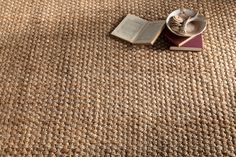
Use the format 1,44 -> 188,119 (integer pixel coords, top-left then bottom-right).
166,8 -> 207,37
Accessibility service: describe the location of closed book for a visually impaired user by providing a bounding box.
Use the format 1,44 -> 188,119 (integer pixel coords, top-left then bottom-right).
170,34 -> 203,51
163,28 -> 199,47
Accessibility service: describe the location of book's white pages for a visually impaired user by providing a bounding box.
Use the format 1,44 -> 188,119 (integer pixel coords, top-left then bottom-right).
134,21 -> 166,44
111,14 -> 165,45
170,46 -> 202,51
111,14 -> 147,43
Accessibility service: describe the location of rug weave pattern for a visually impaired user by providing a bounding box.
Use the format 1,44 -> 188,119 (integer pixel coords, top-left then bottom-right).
0,0 -> 236,156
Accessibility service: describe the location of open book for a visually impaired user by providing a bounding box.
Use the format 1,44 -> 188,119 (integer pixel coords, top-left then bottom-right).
111,14 -> 166,45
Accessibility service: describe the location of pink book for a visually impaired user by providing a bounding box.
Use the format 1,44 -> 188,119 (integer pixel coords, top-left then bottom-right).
170,34 -> 203,51
163,28 -> 199,47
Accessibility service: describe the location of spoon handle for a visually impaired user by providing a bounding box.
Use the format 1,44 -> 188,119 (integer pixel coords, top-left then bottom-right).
189,11 -> 199,22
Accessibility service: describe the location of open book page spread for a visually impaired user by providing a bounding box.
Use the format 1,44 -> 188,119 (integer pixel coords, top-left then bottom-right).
111,14 -> 166,44
111,14 -> 147,42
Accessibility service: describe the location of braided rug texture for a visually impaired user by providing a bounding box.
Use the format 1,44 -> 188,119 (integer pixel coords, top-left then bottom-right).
0,0 -> 236,156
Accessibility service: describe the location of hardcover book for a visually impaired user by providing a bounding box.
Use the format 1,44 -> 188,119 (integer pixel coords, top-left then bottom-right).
163,28 -> 199,47
170,34 -> 203,51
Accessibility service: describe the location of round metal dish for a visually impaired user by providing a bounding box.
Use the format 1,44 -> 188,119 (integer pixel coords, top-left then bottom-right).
166,8 -> 207,37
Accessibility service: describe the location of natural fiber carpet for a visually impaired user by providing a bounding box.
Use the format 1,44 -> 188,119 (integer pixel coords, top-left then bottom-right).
0,0 -> 236,156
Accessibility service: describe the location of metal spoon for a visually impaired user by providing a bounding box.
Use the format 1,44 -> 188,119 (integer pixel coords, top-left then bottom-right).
180,11 -> 199,34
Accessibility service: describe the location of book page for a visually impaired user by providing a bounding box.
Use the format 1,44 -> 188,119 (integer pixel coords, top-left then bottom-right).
111,14 -> 147,43
134,20 -> 165,44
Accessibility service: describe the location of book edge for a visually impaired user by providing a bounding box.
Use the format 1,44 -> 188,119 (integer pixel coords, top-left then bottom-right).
170,46 -> 202,51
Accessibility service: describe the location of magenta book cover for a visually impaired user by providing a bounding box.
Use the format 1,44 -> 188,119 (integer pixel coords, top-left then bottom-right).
181,34 -> 203,48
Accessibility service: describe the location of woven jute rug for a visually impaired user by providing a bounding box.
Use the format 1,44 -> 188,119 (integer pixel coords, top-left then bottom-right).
0,0 -> 236,156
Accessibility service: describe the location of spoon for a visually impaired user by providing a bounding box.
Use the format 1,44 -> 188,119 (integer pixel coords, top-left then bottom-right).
180,11 -> 199,34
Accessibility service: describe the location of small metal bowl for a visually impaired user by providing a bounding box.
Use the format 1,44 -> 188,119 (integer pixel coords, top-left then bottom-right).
166,8 -> 207,37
